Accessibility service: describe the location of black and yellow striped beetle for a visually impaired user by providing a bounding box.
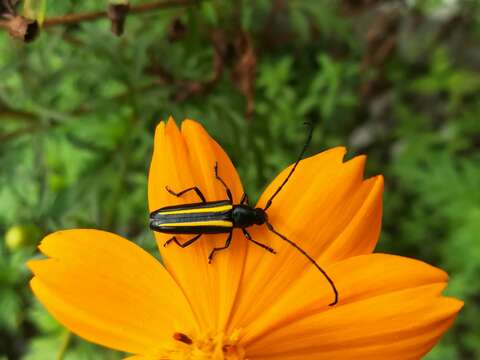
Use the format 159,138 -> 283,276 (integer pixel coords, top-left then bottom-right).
149,124 -> 338,306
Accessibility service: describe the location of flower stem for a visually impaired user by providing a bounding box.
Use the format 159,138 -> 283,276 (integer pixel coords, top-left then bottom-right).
56,331 -> 72,360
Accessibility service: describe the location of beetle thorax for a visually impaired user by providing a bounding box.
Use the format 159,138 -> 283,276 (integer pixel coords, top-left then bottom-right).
232,205 -> 266,228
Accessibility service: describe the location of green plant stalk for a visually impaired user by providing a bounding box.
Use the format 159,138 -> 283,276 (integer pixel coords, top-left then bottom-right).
56,331 -> 72,360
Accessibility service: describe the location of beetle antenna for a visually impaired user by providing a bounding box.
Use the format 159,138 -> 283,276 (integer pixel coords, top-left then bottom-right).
265,221 -> 338,306
263,122 -> 314,211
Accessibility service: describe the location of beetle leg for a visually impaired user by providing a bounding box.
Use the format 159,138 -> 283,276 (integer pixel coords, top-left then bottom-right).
165,186 -> 206,203
208,231 -> 233,264
240,193 -> 249,205
214,162 -> 233,202
242,229 -> 276,254
164,234 -> 202,248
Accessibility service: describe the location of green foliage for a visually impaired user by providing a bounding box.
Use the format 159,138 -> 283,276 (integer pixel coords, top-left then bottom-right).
1,0 -> 479,358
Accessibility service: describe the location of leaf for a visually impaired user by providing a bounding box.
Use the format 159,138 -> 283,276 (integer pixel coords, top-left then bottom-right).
28,301 -> 63,334
22,334 -> 63,360
23,0 -> 48,25
0,288 -> 21,330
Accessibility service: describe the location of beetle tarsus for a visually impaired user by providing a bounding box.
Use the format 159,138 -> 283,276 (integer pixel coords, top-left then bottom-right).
207,231 -> 233,264
242,229 -> 276,254
165,185 -> 206,203
164,237 -> 175,247
214,162 -> 233,202
164,234 -> 202,249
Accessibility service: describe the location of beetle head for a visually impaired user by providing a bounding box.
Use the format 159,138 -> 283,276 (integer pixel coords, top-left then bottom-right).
254,207 -> 268,225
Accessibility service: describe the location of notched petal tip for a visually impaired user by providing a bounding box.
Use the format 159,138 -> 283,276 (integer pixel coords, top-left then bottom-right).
340,150 -> 385,186
340,154 -> 367,185
447,297 -> 464,313
325,146 -> 347,162
34,232 -> 58,259
342,152 -> 384,186
37,230 -> 59,251
364,174 -> 384,206
152,115 -> 174,134
182,118 -> 201,127
373,173 -> 384,186
154,120 -> 166,137
346,153 -> 366,168
180,119 -> 209,139
26,259 -> 45,275
35,229 -> 103,259
165,117 -> 180,134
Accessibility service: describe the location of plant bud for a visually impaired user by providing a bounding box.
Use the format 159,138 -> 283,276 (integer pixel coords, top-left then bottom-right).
5,224 -> 42,250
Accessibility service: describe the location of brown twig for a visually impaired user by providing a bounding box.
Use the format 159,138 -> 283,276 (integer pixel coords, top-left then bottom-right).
0,109 -> 37,122
1,0 -> 16,16
0,100 -> 38,121
0,0 -> 198,29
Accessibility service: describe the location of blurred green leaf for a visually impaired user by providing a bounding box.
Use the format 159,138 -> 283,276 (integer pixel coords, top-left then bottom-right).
0,288 -> 21,330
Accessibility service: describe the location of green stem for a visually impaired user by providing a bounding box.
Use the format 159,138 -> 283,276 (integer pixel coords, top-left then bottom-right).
56,331 -> 72,360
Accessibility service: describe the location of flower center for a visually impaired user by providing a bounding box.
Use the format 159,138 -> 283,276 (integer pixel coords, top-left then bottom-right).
151,329 -> 245,360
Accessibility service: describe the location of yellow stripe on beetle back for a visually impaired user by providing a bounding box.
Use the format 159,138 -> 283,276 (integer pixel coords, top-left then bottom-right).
159,204 -> 233,216
161,220 -> 233,228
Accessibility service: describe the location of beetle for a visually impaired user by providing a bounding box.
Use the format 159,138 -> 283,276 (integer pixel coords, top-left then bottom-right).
149,123 -> 338,306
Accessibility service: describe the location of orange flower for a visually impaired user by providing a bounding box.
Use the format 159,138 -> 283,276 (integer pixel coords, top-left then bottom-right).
29,118 -> 462,359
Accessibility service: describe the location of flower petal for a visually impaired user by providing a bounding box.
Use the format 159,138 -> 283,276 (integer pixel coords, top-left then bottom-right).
228,149 -> 383,330
257,148 -> 383,263
28,229 -> 195,355
242,254 -> 463,359
148,118 -> 246,331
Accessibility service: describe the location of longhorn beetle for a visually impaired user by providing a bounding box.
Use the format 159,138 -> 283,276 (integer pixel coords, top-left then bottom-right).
149,123 -> 338,306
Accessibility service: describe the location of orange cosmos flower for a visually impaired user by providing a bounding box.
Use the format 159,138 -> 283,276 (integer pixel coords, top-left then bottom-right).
28,118 -> 462,359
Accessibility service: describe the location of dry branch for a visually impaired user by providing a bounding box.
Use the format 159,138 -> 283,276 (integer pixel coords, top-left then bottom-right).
0,0 -> 198,30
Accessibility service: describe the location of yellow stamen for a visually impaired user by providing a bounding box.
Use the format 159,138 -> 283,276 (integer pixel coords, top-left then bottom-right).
151,329 -> 245,360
